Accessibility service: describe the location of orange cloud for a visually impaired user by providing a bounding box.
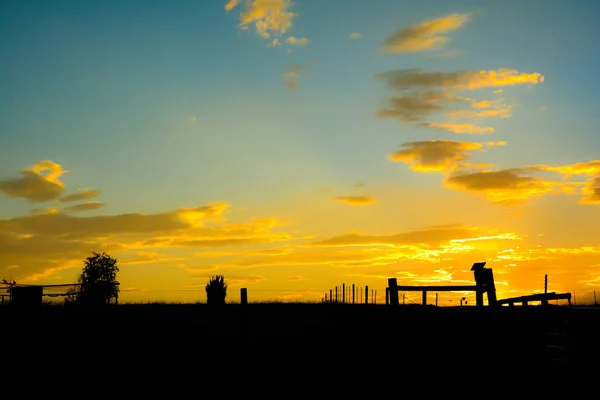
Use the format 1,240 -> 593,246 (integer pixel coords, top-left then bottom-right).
0,160 -> 66,203
580,177 -> 600,204
349,32 -> 361,39
382,13 -> 471,53
377,68 -> 544,91
444,168 -> 564,205
533,160 -> 600,177
389,140 -> 505,172
237,0 -> 296,39
424,122 -> 494,134
333,196 -> 377,206
225,0 -> 238,12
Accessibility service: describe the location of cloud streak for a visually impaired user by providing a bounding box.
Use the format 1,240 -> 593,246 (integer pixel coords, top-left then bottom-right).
382,13 -> 471,53
333,196 -> 377,206
389,140 -> 505,172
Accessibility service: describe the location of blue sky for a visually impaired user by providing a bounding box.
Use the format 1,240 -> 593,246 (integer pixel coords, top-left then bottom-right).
1,0 -> 599,303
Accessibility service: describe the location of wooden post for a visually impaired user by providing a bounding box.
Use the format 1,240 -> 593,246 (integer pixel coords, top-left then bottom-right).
335,286 -> 338,303
342,283 -> 345,304
365,286 -> 369,304
329,289 -> 332,304
544,274 -> 548,294
240,288 -> 248,305
388,278 -> 399,305
385,287 -> 389,305
422,290 -> 427,306
435,293 -> 438,306
352,284 -> 355,304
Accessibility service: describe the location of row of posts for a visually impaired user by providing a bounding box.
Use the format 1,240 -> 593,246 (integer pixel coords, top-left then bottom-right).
323,284 -> 376,304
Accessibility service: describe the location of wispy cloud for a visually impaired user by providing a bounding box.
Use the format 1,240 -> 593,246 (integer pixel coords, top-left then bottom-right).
286,36 -> 308,46
62,201 -> 106,213
349,32 -> 361,39
382,13 -> 471,53
282,62 -> 315,90
225,0 -> 239,12
333,196 -> 377,206
389,140 -> 505,172
59,188 -> 102,203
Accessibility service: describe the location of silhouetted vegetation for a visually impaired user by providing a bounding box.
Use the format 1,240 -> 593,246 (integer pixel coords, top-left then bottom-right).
67,252 -> 119,306
205,274 -> 227,305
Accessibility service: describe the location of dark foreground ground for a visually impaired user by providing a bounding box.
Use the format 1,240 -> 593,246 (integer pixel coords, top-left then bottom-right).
1,303 -> 598,389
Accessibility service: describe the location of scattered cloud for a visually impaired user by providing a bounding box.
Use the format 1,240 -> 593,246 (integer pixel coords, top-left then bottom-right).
424,122 -> 494,134
376,69 -> 541,135
382,13 -> 471,53
268,38 -> 282,47
333,196 -> 377,206
349,32 -> 361,39
377,68 -> 544,91
285,36 -> 308,46
282,63 -> 314,90
389,140 -> 505,172
62,201 -> 106,213
59,188 -> 102,203
0,160 -> 66,203
225,0 -> 239,12
234,0 -> 297,40
443,168 -> 564,205
493,89 -> 503,94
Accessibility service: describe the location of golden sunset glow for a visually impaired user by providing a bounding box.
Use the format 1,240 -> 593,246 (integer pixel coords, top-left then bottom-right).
1,1 -> 599,306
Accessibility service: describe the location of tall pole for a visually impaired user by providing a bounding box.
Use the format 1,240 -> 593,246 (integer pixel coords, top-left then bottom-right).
544,274 -> 548,294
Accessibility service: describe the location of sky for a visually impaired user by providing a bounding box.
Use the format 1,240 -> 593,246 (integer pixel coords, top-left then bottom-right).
1,0 -> 599,305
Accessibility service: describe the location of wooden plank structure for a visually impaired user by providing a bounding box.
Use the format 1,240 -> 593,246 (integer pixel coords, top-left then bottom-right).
497,292 -> 572,307
387,262 -> 497,307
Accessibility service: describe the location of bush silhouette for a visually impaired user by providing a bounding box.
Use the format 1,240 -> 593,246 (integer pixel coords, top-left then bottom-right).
205,274 -> 227,305
70,252 -> 120,306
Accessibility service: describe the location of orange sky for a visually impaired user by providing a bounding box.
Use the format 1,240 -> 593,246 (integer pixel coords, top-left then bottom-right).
1,1 -> 599,304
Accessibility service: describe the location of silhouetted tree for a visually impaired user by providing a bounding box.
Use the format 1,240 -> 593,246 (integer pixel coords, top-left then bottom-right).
75,252 -> 120,306
205,274 -> 227,305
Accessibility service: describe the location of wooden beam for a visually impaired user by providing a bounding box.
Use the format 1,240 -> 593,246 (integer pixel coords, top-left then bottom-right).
394,285 -> 480,292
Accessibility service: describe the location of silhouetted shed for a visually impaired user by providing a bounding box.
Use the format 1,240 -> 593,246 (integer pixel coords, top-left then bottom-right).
11,285 -> 43,307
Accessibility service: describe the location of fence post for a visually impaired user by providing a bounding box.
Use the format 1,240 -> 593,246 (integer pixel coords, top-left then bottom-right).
240,288 -> 248,305
388,278 -> 399,305
365,286 -> 369,304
